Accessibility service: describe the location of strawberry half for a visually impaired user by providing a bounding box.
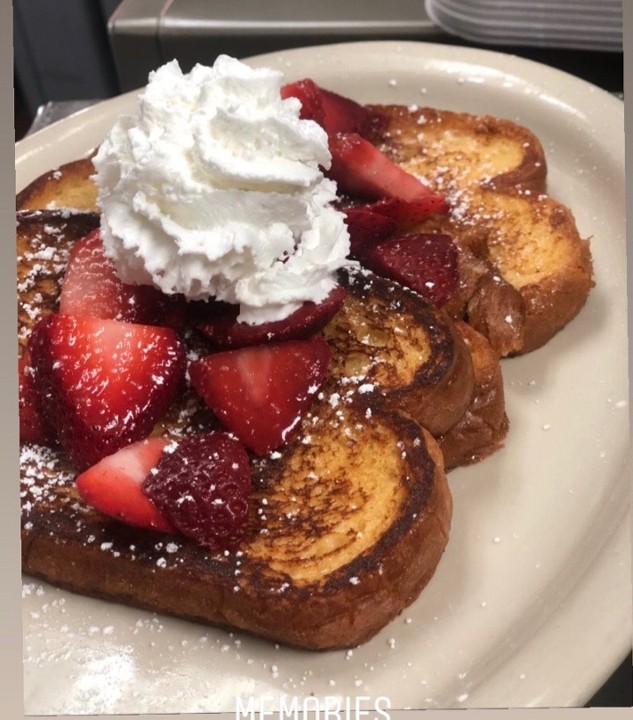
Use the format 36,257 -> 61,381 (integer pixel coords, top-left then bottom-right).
343,207 -> 399,260
281,79 -> 326,128
328,132 -> 437,202
143,432 -> 251,551
60,229 -> 186,328
195,285 -> 347,349
189,337 -> 331,455
28,314 -> 186,470
365,233 -> 459,308
361,196 -> 450,229
76,436 -> 175,532
18,350 -> 54,446
281,79 -> 386,139
343,195 -> 450,261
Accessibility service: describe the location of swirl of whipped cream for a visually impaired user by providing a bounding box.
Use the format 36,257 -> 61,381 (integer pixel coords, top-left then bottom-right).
93,55 -> 350,324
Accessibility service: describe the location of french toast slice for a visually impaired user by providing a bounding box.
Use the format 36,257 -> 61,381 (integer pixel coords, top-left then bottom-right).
21,400 -> 450,650
327,269 -> 474,437
437,320 -> 508,470
18,212 -> 458,649
370,105 -> 548,196
323,271 -> 506,464
16,156 -> 98,213
370,104 -> 594,356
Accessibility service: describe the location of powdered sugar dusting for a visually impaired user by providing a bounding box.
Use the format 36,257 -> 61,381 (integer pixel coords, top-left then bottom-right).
17,212 -> 98,349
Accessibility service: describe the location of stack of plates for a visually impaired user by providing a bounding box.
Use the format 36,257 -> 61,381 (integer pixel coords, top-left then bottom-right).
425,0 -> 622,52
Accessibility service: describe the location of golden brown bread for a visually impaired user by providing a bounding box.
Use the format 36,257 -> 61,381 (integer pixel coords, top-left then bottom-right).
370,105 -> 548,196
22,402 -> 451,650
437,320 -> 508,470
371,104 -> 594,356
327,269 -> 474,436
16,156 -> 98,213
18,212 -> 459,649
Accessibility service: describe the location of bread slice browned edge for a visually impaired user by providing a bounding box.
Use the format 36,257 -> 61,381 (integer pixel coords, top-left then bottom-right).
437,320 -> 508,470
330,267 -> 475,437
333,271 -> 507,470
17,156 -> 99,213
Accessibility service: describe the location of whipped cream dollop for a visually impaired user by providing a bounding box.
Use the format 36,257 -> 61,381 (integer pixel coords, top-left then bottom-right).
93,55 -> 350,324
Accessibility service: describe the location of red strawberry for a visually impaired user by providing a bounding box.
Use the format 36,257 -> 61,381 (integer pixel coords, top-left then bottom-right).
281,79 -> 386,139
343,207 -> 398,259
328,133 -> 437,202
366,233 -> 459,307
28,314 -> 186,470
18,350 -> 54,446
189,337 -> 331,455
196,285 -> 347,349
362,196 -> 450,229
60,229 -> 186,328
76,436 -> 175,532
281,78 -> 326,128
143,432 -> 251,551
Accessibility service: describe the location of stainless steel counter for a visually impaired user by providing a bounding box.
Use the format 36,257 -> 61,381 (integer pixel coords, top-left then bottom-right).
108,0 -> 445,91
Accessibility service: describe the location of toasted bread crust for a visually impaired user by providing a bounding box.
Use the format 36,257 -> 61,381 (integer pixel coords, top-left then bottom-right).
330,268 -> 475,436
16,156 -> 98,213
437,321 -> 508,470
484,192 -> 594,354
371,104 -> 593,355
371,104 -> 548,196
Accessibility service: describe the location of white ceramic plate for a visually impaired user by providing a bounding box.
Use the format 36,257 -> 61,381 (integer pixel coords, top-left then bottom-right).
18,41 -> 630,714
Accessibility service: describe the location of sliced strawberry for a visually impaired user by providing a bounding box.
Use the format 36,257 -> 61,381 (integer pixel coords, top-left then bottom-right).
281,79 -> 386,139
281,79 -> 326,128
365,233 -> 459,308
362,196 -> 450,229
60,229 -> 186,328
189,337 -> 331,456
196,285 -> 347,349
343,207 -> 398,260
28,314 -> 186,470
343,195 -> 451,260
76,437 -> 175,532
18,350 -> 54,446
328,132 -> 436,202
143,432 -> 251,551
